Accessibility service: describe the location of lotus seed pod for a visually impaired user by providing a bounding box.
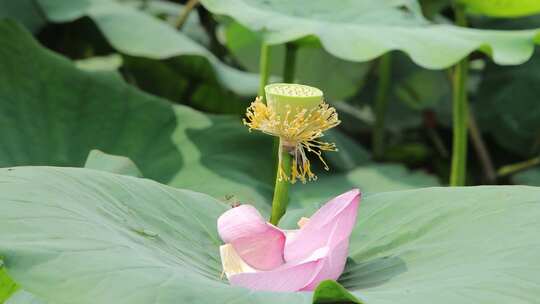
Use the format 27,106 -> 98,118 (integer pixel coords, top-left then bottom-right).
265,83 -> 323,117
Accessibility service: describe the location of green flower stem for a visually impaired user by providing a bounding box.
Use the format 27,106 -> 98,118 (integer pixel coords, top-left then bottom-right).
283,43 -> 298,83
270,142 -> 292,225
373,53 -> 392,159
269,43 -> 299,225
258,42 -> 271,100
498,156 -> 540,177
450,4 -> 469,186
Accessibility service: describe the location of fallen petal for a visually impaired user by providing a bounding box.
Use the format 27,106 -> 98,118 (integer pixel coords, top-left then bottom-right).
300,238 -> 349,291
218,204 -> 285,270
228,246 -> 330,292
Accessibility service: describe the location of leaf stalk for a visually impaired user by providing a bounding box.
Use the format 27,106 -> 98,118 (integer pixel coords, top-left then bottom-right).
283,43 -> 298,83
175,0 -> 200,30
373,53 -> 392,159
450,4 -> 469,186
498,156 -> 540,177
258,42 -> 271,100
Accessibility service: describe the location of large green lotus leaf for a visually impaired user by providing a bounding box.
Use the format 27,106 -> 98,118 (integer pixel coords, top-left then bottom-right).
341,185 -> 540,303
34,0 -> 259,96
460,0 -> 540,17
0,167 -> 310,304
2,167 -> 540,303
200,0 -> 540,69
224,21 -> 370,101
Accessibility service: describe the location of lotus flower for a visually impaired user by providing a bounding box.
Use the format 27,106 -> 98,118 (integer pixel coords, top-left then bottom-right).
217,189 -> 361,292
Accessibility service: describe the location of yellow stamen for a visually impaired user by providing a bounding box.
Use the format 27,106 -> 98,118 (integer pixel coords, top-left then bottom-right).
243,97 -> 340,183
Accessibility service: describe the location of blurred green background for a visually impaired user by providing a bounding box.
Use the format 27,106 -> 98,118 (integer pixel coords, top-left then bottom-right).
1,0 -> 540,204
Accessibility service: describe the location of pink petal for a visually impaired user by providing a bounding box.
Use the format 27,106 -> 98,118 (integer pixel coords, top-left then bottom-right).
228,247 -> 329,292
300,235 -> 350,291
284,189 -> 361,262
217,205 -> 285,270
